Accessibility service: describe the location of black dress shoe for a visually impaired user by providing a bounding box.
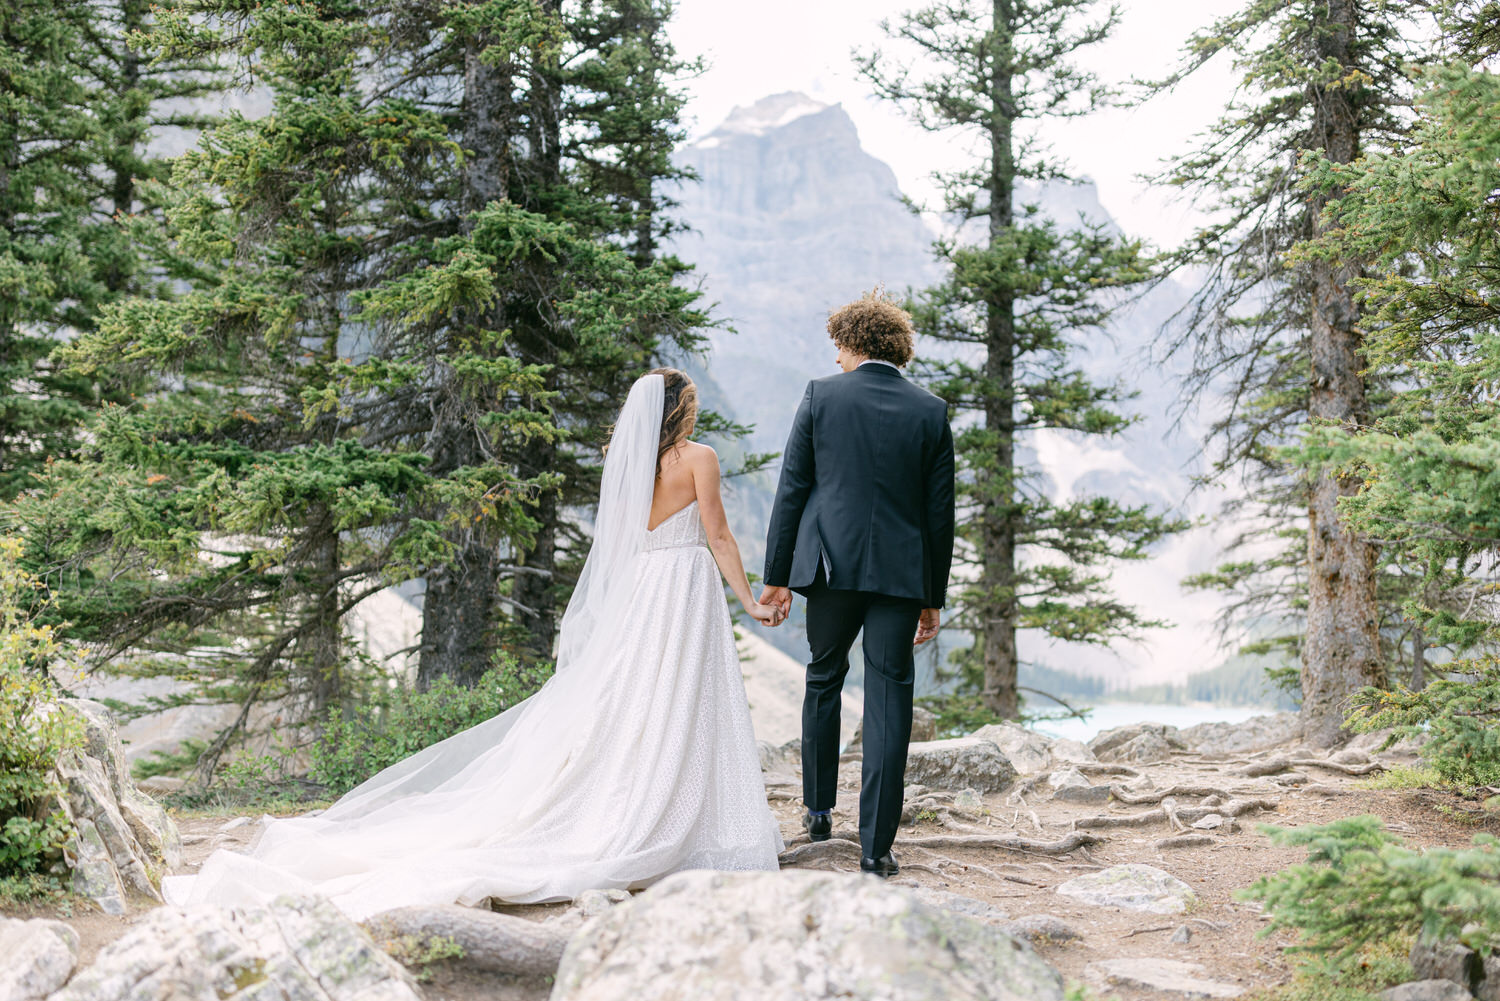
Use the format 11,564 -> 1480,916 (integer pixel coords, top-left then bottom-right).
860,852 -> 899,878
803,811 -> 832,842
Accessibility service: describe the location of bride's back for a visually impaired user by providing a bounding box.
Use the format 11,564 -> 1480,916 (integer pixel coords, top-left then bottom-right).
649,442 -> 707,529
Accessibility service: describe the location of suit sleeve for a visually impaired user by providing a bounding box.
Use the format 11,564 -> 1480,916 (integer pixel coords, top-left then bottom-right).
925,414 -> 956,609
763,381 -> 816,587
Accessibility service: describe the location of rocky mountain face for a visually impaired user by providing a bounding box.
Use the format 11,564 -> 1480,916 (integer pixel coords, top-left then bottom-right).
669,93 -> 1224,690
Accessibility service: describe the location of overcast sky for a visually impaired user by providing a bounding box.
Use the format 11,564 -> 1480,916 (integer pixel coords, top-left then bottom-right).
668,0 -> 1244,249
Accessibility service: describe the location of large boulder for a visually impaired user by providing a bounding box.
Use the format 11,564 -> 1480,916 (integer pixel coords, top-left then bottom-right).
969,723 -> 1056,774
1056,864 -> 1198,915
49,699 -> 182,915
48,894 -> 420,1001
904,737 -> 1017,793
1179,713 -> 1301,755
1088,723 -> 1186,764
552,870 -> 1065,1001
0,918 -> 79,1001
1085,958 -> 1245,998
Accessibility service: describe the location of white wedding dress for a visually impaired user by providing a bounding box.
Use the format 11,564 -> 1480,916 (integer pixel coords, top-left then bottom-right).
162,375 -> 784,920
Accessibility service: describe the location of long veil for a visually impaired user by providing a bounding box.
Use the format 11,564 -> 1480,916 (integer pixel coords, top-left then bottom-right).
162,374 -> 668,911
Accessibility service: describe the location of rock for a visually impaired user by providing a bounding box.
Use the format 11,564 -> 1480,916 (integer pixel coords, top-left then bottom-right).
133,776 -> 184,796
50,894 -> 419,1001
1192,814 -> 1226,830
1046,767 -> 1110,804
1086,958 -> 1245,998
1331,748 -> 1372,766
0,917 -> 78,1001
552,869 -> 1066,1001
903,738 -> 1018,794
1171,924 -> 1193,944
1050,738 -> 1097,766
366,903 -> 567,978
1348,726 -> 1428,756
49,699 -> 182,914
1002,915 -> 1083,946
758,738 -> 802,774
1409,936 -> 1500,999
576,889 -> 617,919
218,816 -> 253,833
1088,723 -> 1186,761
1056,864 -> 1198,915
1179,713 -> 1301,755
970,723 -> 1055,774
911,888 -> 1009,925
1097,730 -> 1176,764
1379,981 -> 1475,1001
952,788 -> 985,812
851,707 -> 938,751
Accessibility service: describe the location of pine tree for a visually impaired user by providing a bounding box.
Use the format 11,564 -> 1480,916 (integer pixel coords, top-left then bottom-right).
1149,0 -> 1420,745
858,0 -> 1188,721
1294,61 -> 1500,784
0,3 -> 103,499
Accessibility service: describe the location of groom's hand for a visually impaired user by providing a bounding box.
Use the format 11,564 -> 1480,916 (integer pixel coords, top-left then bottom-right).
914,608 -> 940,645
758,585 -> 792,623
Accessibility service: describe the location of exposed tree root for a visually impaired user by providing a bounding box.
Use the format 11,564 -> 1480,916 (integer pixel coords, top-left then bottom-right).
1154,834 -> 1216,850
1109,784 -> 1254,805
778,831 -> 1101,868
1240,756 -> 1384,777
1074,798 -> 1277,830
1075,763 -> 1140,778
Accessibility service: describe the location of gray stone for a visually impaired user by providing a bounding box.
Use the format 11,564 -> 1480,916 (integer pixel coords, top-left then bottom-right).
50,894 -> 420,1001
1086,958 -> 1244,998
1179,713 -> 1301,755
49,699 -> 182,914
911,888 -> 1009,925
1002,915 -> 1083,946
970,723 -> 1055,775
904,738 -> 1018,794
552,869 -> 1065,1001
1102,730 -> 1175,764
1191,814 -> 1226,831
1046,767 -> 1111,804
1088,723 -> 1186,761
1050,738 -> 1097,766
0,918 -> 78,1001
576,889 -> 617,919
1056,864 -> 1198,915
1379,981 -> 1475,1001
1171,924 -> 1193,944
952,788 -> 985,812
365,903 -> 566,978
1410,937 -> 1482,995
758,738 -> 802,774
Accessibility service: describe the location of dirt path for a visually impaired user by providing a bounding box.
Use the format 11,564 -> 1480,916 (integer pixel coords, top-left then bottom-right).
4,738 -> 1484,1000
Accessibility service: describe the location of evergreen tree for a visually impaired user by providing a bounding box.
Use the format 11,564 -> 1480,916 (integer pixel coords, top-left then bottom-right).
0,3 -> 103,499
1149,0 -> 1420,745
1295,62 -> 1500,784
858,0 -> 1187,721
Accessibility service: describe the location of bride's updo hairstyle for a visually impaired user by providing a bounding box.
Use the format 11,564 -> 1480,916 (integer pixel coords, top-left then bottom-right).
649,367 -> 698,475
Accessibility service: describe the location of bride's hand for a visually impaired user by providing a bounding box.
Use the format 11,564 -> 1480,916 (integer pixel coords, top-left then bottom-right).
749,601 -> 783,627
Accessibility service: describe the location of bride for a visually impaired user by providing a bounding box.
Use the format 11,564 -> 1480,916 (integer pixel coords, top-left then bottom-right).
162,369 -> 787,919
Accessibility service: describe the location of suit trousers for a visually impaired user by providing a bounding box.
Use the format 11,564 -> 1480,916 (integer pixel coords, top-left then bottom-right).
801,570 -> 923,860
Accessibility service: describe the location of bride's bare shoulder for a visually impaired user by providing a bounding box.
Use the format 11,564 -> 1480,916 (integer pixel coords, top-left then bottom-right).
680,440 -> 718,464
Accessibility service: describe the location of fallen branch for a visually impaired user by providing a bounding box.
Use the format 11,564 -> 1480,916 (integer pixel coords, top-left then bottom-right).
366,905 -> 566,978
1122,924 -> 1176,938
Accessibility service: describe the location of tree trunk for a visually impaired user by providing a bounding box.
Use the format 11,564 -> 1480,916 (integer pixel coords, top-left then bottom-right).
1410,624 -> 1426,691
102,0 -> 145,295
980,0 -> 1020,720
1299,0 -> 1383,747
416,31 -> 514,690
306,503 -> 343,714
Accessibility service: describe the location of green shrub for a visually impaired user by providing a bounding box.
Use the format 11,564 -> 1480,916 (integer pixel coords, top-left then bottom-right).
0,537 -> 82,892
1244,816 -> 1500,964
310,653 -> 552,795
1347,665 -> 1500,788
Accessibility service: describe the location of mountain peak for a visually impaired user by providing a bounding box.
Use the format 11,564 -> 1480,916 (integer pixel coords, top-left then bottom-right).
709,92 -> 834,138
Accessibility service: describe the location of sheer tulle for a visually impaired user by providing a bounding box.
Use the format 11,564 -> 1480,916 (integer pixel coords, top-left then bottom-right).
160,376 -> 784,919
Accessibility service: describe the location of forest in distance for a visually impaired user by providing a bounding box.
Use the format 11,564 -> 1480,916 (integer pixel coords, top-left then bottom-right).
2,2 -> 1500,974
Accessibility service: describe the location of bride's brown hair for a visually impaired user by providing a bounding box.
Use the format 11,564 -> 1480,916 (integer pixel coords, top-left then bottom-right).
650,367 -> 698,475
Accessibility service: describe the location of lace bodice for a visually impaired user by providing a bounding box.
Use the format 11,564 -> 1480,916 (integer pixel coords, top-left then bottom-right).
644,499 -> 706,551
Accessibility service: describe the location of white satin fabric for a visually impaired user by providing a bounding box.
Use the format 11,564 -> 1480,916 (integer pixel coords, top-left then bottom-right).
161,375 -> 784,919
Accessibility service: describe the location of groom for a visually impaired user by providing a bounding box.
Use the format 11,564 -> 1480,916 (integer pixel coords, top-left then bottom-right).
759,291 -> 955,878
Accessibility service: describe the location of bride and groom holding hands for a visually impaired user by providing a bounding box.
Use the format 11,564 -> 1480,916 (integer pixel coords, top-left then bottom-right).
164,292 -> 955,919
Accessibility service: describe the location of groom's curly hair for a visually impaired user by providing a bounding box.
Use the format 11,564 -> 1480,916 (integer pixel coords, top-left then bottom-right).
827,289 -> 915,367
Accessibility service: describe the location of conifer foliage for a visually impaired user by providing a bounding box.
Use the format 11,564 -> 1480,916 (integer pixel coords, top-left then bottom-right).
859,0 -> 1188,720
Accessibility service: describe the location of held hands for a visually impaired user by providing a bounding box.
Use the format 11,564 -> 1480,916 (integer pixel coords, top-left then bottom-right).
757,585 -> 792,628
748,601 -> 784,627
914,608 -> 940,646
